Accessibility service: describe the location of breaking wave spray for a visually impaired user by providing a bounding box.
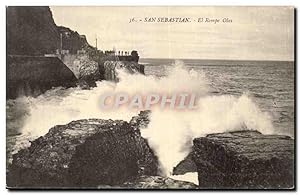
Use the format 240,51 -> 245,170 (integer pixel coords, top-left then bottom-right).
10,60 -> 274,177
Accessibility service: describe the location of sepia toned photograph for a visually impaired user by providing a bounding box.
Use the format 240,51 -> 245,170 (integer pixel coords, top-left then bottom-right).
6,6 -> 295,189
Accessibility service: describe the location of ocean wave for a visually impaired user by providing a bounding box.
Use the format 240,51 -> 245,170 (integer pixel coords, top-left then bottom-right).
7,60 -> 274,176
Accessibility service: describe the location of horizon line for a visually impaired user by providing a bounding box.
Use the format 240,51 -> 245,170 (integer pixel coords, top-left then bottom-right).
139,57 -> 294,62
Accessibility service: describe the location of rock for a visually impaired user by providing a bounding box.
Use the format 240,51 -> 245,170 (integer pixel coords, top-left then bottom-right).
7,114 -> 159,188
8,110 -> 293,189
7,6 -> 60,55
77,80 -> 91,90
129,110 -> 158,176
62,54 -> 100,80
7,6 -> 98,98
77,77 -> 97,90
71,55 -> 99,89
192,130 -> 294,189
95,175 -> 198,189
103,61 -> 144,81
173,153 -> 197,175
77,55 -> 100,80
7,6 -> 93,56
121,175 -> 198,189
129,110 -> 151,130
57,26 -> 93,54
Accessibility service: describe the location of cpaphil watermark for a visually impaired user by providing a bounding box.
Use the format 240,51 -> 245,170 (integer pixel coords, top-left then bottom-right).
99,92 -> 198,110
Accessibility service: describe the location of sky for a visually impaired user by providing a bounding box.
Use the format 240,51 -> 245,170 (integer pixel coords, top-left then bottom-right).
50,6 -> 294,61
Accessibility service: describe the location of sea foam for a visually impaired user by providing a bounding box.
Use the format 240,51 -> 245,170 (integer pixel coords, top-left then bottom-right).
10,60 -> 274,176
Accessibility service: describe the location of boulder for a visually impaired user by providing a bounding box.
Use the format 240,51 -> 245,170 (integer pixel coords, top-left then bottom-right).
129,110 -> 151,130
192,130 -> 294,189
77,55 -> 100,80
74,55 -> 99,89
103,61 -> 144,81
7,115 -> 159,188
121,175 -> 197,189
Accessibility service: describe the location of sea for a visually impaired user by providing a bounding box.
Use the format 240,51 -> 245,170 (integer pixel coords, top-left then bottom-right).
141,58 -> 295,137
6,58 -> 295,170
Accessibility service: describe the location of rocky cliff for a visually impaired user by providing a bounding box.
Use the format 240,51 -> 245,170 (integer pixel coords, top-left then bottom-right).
57,26 -> 94,54
7,6 -> 59,55
6,6 -> 92,56
7,6 -> 145,96
6,6 -> 102,98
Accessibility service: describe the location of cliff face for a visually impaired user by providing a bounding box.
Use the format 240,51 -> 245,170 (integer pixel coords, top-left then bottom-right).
6,6 -> 99,99
6,6 -> 92,56
58,26 -> 94,54
7,6 -> 60,55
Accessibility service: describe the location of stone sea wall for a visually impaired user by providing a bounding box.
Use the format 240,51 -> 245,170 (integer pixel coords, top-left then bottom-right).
7,56 -> 77,99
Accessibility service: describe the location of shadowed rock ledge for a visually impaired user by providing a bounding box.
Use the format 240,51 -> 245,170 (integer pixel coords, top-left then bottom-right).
192,130 -> 294,189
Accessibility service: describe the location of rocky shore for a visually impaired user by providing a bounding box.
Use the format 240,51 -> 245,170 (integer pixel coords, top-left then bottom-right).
7,115 -> 158,188
192,130 -> 294,189
7,111 -> 294,189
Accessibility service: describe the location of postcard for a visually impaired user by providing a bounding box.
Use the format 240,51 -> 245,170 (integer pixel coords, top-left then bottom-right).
6,6 -> 295,189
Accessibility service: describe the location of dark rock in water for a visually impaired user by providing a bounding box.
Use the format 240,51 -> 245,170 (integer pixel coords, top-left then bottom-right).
77,80 -> 91,90
128,110 -> 158,176
95,175 -> 197,189
64,55 -> 100,90
77,77 -> 97,90
7,115 -> 159,188
192,130 -> 294,189
102,60 -> 145,81
120,175 -> 198,189
77,56 -> 101,81
129,110 -> 151,130
8,109 -> 294,189
173,153 -> 197,175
